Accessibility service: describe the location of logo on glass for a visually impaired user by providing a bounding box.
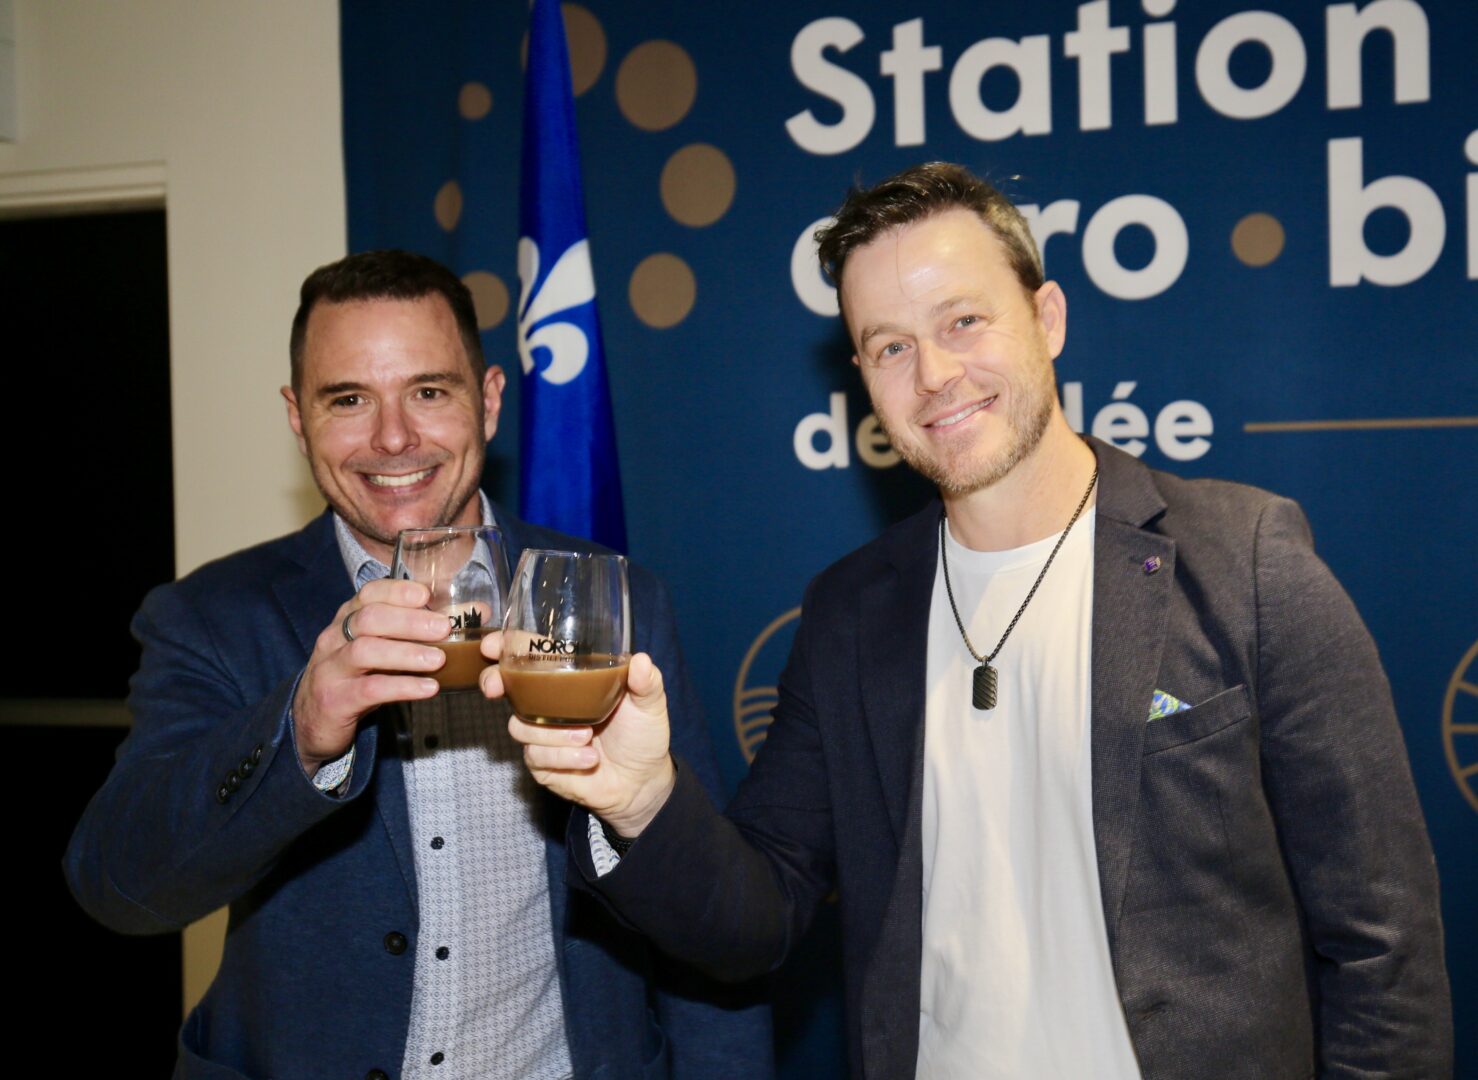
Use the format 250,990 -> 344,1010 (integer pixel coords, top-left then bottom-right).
450,608 -> 483,632
523,635 -> 582,659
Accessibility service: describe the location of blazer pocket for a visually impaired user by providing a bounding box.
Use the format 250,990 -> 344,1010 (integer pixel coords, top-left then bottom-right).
1142,683 -> 1251,755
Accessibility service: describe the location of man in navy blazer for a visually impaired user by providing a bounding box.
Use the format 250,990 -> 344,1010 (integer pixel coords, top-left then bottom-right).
504,164 -> 1452,1077
65,251 -> 769,1079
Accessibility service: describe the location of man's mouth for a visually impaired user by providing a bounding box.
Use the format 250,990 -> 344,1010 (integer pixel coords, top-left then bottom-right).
925,396 -> 996,428
364,467 -> 435,488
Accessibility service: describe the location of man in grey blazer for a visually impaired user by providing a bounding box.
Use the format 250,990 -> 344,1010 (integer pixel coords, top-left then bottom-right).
498,164 -> 1452,1077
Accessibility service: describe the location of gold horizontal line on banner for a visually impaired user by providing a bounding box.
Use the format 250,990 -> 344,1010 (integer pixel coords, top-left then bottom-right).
1243,416 -> 1478,433
0,700 -> 132,728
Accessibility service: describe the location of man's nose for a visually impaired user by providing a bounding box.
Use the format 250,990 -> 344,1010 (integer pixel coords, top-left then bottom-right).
914,338 -> 964,396
371,399 -> 419,455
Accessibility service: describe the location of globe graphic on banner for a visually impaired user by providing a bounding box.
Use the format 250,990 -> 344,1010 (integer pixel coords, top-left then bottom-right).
733,608 -> 802,764
1443,639 -> 1478,815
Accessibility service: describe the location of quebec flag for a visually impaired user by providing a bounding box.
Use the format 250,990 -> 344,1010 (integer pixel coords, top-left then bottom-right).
517,0 -> 626,552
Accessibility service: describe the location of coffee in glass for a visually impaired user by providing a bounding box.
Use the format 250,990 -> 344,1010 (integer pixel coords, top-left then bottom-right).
392,525 -> 511,692
501,549 -> 631,725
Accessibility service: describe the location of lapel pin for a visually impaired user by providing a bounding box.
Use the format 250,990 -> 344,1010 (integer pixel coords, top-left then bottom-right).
1143,555 -> 1162,575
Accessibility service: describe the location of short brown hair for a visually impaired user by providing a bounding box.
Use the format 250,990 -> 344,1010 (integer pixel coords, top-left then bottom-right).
289,250 -> 485,392
815,162 -> 1044,297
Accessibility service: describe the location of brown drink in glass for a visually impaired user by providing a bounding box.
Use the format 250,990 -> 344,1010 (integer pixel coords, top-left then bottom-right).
502,550 -> 631,726
392,525 -> 510,693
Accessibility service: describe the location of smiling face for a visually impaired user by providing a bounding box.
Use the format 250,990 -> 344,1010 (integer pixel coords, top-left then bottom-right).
283,295 -> 504,564
842,207 -> 1067,497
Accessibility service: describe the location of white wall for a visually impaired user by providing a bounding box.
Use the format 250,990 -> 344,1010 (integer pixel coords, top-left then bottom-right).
1,0 -> 344,574
1,0 -> 346,1014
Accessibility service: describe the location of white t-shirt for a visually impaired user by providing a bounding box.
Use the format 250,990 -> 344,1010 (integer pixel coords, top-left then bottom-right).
918,515 -> 1141,1079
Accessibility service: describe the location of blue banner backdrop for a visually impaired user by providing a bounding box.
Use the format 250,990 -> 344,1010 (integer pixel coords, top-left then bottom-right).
341,1 -> 1477,1073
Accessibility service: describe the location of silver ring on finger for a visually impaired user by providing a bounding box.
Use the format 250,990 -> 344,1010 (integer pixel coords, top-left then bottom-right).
341,611 -> 357,643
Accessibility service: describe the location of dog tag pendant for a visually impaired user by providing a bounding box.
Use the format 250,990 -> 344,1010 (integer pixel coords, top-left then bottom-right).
972,663 -> 998,710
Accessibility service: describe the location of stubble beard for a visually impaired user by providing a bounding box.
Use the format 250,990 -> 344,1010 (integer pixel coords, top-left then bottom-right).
873,367 -> 1057,497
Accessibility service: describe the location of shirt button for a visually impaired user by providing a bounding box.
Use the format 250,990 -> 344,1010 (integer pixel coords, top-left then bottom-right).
383,932 -> 408,955
430,1053 -> 445,1066
366,1071 -> 390,1080
435,946 -> 449,960
215,785 -> 230,804
225,770 -> 241,792
424,734 -> 439,750
430,837 -> 445,850
252,744 -> 263,764
239,757 -> 254,777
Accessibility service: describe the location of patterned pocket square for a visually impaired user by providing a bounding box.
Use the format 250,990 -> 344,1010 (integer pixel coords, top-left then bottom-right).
1148,689 -> 1192,722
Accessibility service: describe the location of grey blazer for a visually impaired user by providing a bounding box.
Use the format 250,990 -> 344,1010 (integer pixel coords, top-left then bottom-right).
577,438 -> 1452,1079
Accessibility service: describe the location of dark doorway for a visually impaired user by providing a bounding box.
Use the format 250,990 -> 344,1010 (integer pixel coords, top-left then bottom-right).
1,208 -> 175,698
0,207 -> 181,1076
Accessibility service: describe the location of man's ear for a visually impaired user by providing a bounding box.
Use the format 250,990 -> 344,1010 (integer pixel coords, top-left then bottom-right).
282,386 -> 308,456
482,365 -> 507,442
1034,281 -> 1067,359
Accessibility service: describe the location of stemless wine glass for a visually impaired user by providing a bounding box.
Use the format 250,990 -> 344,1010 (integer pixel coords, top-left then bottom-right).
501,550 -> 631,726
392,525 -> 510,692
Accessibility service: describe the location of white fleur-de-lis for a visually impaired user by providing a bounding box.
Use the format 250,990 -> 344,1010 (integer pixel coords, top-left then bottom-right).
517,236 -> 597,386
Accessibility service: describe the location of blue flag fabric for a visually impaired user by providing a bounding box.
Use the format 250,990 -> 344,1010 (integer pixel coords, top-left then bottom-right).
517,0 -> 626,552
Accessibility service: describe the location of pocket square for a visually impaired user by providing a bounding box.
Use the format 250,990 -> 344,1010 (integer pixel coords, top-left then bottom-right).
1148,688 -> 1192,722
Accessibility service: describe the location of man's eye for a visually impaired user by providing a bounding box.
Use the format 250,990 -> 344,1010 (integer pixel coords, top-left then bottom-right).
955,315 -> 979,329
882,342 -> 906,357
330,394 -> 362,409
414,386 -> 445,400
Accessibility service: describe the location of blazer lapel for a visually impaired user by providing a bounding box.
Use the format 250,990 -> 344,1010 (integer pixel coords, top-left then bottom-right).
271,512 -> 352,659
268,512 -> 426,907
1087,441 -> 1174,946
855,503 -> 937,1078
858,502 -> 940,847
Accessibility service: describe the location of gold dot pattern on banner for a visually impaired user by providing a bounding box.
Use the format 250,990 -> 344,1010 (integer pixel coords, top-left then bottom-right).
520,3 -> 607,97
616,41 -> 698,131
564,4 -> 607,95
660,144 -> 736,228
1443,639 -> 1478,815
461,271 -> 510,330
458,82 -> 492,120
434,181 -> 463,232
629,253 -> 696,328
1231,213 -> 1285,267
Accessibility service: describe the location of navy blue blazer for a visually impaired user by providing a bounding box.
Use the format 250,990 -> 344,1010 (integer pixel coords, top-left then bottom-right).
574,440 -> 1450,1079
65,505 -> 771,1080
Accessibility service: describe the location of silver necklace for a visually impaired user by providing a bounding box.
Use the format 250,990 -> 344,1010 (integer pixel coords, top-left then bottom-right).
938,468 -> 1099,710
